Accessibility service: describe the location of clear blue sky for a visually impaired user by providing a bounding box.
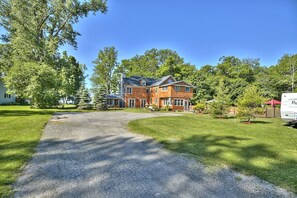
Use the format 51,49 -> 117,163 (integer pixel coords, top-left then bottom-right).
2,0 -> 297,85
61,0 -> 297,81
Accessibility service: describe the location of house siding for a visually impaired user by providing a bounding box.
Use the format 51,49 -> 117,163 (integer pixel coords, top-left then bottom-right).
121,75 -> 194,111
124,86 -> 149,108
0,80 -> 16,104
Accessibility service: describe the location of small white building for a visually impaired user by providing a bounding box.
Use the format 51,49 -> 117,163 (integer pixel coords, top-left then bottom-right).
0,79 -> 16,104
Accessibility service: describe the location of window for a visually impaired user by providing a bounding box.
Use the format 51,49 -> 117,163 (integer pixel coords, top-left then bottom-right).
107,99 -> 112,105
114,99 -> 118,105
162,86 -> 168,91
127,87 -> 132,94
175,86 -> 180,92
154,98 -> 157,104
155,87 -> 158,93
140,99 -> 146,108
185,87 -> 190,92
146,88 -> 150,93
141,80 -> 146,86
174,99 -> 184,106
4,93 -> 11,98
163,98 -> 170,105
128,99 -> 135,107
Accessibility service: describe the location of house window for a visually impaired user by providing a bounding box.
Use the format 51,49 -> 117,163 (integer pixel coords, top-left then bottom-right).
140,99 -> 146,108
146,88 -> 150,93
154,98 -> 157,104
174,99 -> 184,106
175,86 -> 180,92
127,87 -> 132,94
155,87 -> 158,93
4,93 -> 11,98
185,87 -> 190,92
163,98 -> 170,105
107,99 -> 113,106
162,86 -> 168,91
141,80 -> 146,86
128,99 -> 135,107
114,99 -> 118,105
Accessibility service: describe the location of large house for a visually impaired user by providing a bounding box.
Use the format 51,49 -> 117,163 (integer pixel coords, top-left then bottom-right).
107,75 -> 195,111
0,79 -> 16,104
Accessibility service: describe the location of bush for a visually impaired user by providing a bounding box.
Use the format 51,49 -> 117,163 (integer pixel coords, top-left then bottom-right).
194,103 -> 205,113
149,104 -> 160,111
161,105 -> 172,111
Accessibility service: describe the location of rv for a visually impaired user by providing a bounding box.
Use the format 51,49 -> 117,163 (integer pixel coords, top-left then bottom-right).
281,93 -> 297,123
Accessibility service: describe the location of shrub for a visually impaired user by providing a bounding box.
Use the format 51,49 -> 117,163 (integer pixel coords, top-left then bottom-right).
194,103 -> 205,113
161,105 -> 172,111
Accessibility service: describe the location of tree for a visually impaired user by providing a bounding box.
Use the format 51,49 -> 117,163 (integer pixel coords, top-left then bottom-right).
1,0 -> 107,63
91,46 -> 118,94
0,0 -> 107,108
93,87 -> 108,110
4,62 -> 60,108
237,85 -> 266,124
77,85 -> 91,110
59,51 -> 86,104
209,79 -> 231,118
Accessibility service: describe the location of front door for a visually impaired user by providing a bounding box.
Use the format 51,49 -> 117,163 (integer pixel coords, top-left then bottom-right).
184,100 -> 189,111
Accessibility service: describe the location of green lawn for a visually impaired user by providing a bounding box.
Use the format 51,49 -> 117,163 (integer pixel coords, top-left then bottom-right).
128,114 -> 297,194
0,105 -> 88,197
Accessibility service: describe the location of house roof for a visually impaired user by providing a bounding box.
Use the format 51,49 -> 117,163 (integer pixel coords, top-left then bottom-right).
123,76 -> 157,86
150,75 -> 175,86
106,94 -> 121,99
160,80 -> 195,88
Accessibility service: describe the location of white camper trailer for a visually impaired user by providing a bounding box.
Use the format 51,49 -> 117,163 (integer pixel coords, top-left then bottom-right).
281,93 -> 297,122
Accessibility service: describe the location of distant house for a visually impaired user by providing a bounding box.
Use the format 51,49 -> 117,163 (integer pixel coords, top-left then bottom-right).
0,79 -> 16,104
119,75 -> 195,111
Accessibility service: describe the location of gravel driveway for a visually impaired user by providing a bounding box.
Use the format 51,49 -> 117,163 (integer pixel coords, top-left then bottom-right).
13,111 -> 295,198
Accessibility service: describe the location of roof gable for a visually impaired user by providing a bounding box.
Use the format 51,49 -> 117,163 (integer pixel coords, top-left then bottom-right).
150,75 -> 176,86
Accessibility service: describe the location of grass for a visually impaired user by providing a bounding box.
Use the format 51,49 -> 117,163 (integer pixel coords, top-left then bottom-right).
128,114 -> 297,194
0,105 -> 89,197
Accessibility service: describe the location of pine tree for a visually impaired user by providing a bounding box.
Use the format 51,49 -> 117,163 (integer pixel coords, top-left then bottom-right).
94,87 -> 108,110
237,85 -> 265,124
77,85 -> 91,109
210,79 -> 231,118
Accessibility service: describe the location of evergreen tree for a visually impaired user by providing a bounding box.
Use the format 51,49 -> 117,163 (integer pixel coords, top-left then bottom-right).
237,85 -> 265,124
210,79 -> 231,118
77,85 -> 91,109
94,87 -> 108,110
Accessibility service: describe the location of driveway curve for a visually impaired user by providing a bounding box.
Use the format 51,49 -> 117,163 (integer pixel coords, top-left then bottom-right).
13,111 -> 295,198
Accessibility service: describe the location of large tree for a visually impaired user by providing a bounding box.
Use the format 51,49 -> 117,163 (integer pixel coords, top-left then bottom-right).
0,0 -> 107,63
0,0 -> 107,107
91,46 -> 118,94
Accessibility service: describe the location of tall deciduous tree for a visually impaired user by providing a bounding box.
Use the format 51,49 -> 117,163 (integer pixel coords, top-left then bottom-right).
0,0 -> 107,108
59,51 -> 86,104
1,0 -> 107,63
91,46 -> 118,94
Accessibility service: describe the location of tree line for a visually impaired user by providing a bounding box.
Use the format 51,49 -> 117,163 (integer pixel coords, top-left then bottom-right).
91,46 -> 297,103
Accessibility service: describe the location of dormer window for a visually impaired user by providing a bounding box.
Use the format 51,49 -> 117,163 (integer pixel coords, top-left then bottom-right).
141,79 -> 146,86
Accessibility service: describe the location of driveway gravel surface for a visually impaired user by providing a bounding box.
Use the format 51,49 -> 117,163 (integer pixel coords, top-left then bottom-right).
13,111 -> 296,198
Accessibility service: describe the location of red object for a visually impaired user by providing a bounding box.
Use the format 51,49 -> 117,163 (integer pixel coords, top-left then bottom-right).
265,99 -> 281,107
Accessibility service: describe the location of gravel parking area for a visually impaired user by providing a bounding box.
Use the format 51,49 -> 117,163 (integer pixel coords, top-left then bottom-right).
13,111 -> 296,198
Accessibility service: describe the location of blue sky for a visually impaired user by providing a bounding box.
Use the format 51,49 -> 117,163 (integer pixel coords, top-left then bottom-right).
2,0 -> 297,85
61,0 -> 297,81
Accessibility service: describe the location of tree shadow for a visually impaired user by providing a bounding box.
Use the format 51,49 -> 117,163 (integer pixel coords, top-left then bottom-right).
164,134 -> 297,193
3,133 -> 295,197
